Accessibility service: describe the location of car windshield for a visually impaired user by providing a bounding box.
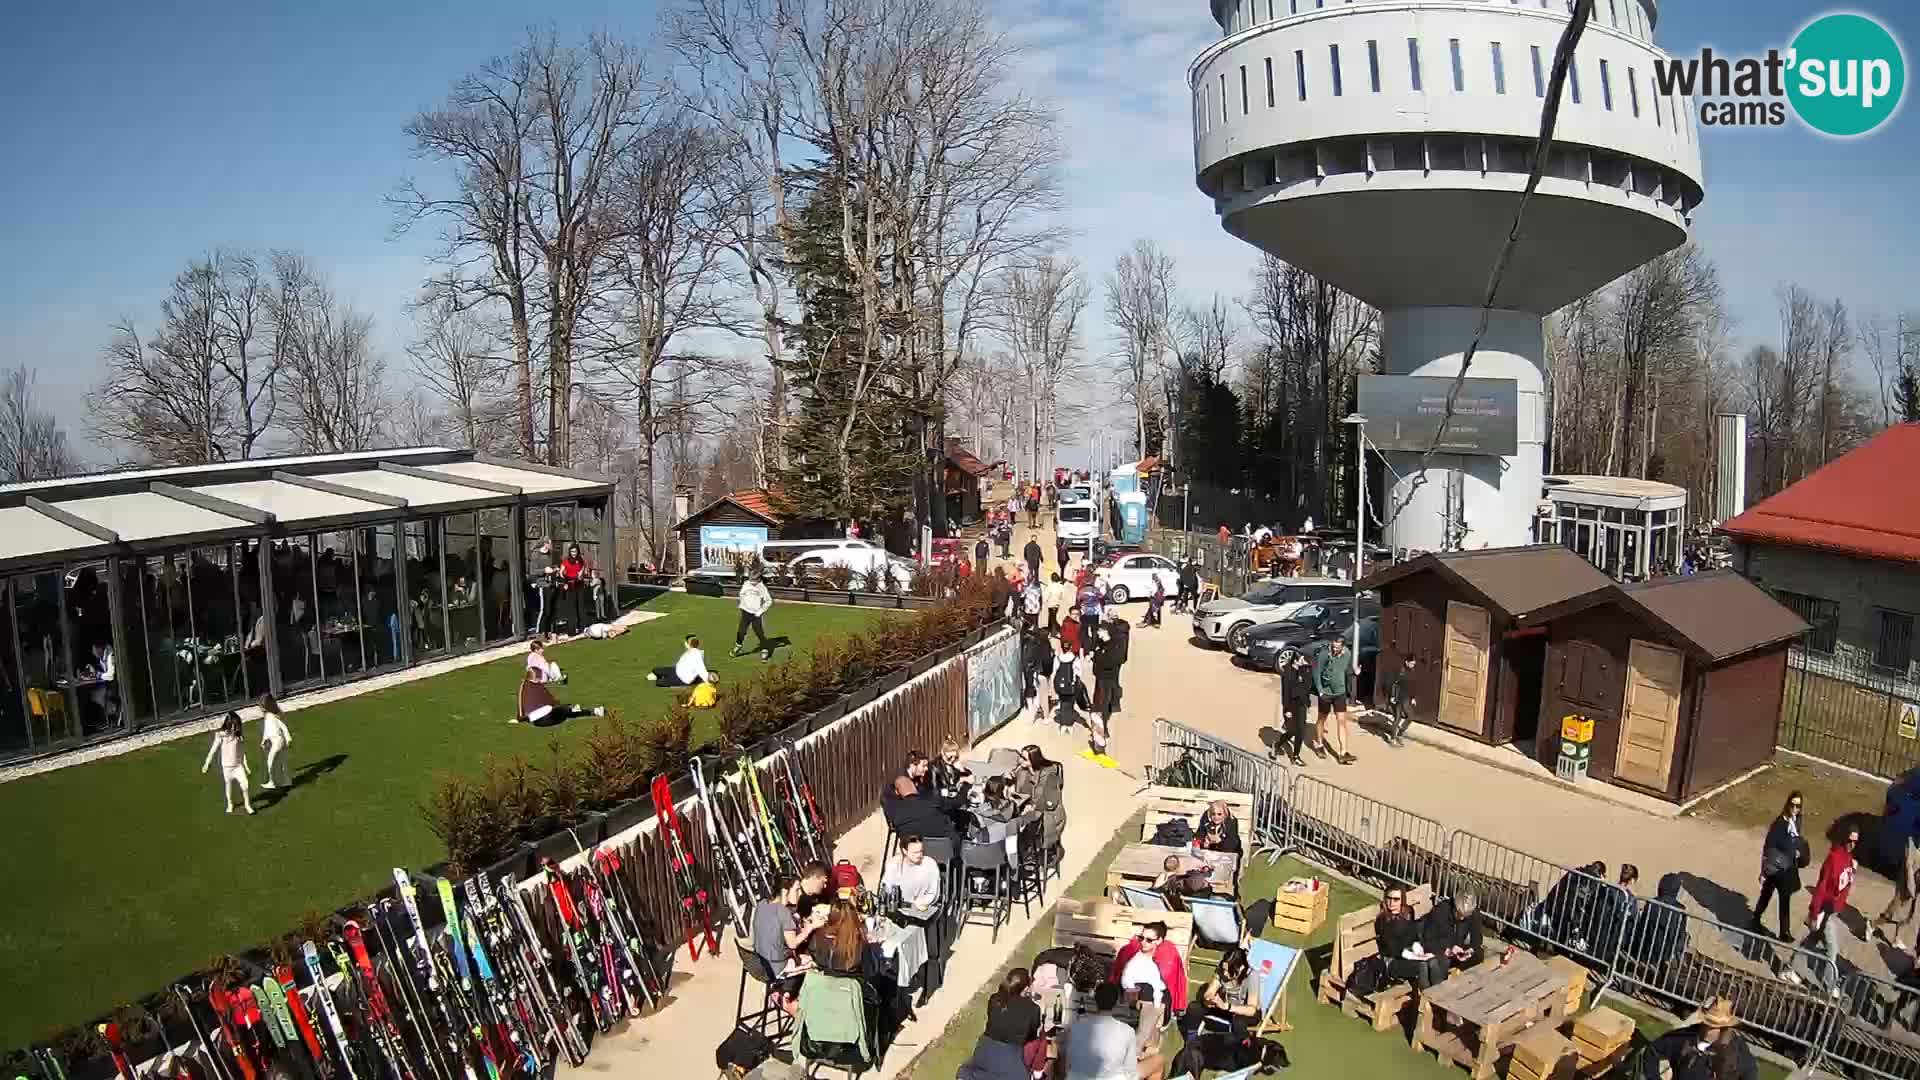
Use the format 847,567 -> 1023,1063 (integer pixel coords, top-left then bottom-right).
1059,507 -> 1091,522
1242,583 -> 1293,605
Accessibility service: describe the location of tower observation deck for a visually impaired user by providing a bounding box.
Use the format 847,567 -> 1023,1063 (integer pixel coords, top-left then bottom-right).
1190,0 -> 1704,552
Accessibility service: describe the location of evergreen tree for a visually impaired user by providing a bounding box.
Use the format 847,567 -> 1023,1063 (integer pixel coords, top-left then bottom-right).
771,165 -> 920,521
1897,366 -> 1920,424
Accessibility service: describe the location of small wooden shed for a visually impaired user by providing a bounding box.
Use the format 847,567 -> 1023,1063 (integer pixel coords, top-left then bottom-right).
1527,572 -> 1808,801
672,488 -> 801,575
1359,546 -> 1617,746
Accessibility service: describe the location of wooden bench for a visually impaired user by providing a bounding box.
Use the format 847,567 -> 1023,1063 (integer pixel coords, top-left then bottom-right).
1317,882 -> 1434,1032
1052,899 -> 1196,1017
1138,785 -> 1255,850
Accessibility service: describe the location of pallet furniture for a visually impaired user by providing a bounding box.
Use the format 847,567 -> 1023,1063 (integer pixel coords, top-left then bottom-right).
1138,785 -> 1255,850
1272,877 -> 1331,937
1052,897 -> 1194,964
1506,1025 -> 1574,1080
1568,1007 -> 1634,1077
1107,843 -> 1239,898
1411,951 -> 1574,1080
1545,956 -> 1587,1015
1316,882 -> 1435,1032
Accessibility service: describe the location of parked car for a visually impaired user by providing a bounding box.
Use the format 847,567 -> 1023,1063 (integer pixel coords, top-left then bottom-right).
1192,577 -> 1359,651
1093,552 -> 1181,603
1237,598 -> 1382,671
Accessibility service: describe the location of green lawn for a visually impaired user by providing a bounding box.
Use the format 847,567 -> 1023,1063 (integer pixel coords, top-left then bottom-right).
0,593 -> 885,1049
905,848 -> 1795,1079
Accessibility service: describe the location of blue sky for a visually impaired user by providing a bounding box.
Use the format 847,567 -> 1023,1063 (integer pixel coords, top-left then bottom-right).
2,0 -> 1914,457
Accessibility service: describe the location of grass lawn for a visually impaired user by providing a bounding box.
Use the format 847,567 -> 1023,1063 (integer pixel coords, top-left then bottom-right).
0,593 -> 886,1049
1687,755 -> 1890,862
905,846 -> 1796,1079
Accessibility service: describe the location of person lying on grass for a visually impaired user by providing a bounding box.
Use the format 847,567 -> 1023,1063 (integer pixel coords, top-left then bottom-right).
511,669 -> 606,727
647,634 -> 717,688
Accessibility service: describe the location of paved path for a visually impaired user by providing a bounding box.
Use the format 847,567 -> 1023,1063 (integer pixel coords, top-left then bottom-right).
1099,614 -> 1910,986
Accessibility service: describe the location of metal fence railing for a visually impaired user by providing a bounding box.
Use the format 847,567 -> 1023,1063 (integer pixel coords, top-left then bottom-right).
1779,642 -> 1920,778
1828,970 -> 1920,1079
1149,717 -> 1290,850
1132,719 -> 1905,1069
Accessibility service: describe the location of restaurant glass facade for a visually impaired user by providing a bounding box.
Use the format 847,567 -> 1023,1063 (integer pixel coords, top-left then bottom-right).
0,492 -> 609,764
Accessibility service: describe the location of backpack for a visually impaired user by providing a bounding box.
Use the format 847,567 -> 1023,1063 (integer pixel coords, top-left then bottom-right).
689,682 -> 718,708
1347,954 -> 1388,997
1149,818 -> 1194,847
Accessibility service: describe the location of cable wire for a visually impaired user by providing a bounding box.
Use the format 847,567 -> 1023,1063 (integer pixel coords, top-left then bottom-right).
1373,0 -> 1596,544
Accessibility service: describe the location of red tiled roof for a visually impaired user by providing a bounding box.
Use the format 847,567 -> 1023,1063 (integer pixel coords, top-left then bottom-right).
1719,423 -> 1920,565
944,439 -> 993,477
674,487 -> 789,528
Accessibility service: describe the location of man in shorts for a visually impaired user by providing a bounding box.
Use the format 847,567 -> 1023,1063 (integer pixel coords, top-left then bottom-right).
1312,636 -> 1358,764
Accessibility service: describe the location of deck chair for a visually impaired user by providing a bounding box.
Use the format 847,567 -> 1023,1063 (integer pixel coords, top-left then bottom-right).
1245,937 -> 1303,1035
1186,896 -> 1245,951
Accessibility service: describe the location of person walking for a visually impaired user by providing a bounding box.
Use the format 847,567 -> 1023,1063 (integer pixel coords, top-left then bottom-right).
1174,558 -> 1199,614
258,693 -> 292,792
1055,535 -> 1070,576
1875,826 -> 1920,953
1312,637 -> 1358,764
1383,655 -> 1418,748
1023,534 -> 1043,582
1089,614 -> 1129,757
1276,651 -> 1313,765
200,711 -> 253,815
1786,826 -> 1858,997
733,572 -> 774,660
1752,792 -> 1808,942
974,535 -> 991,569
1043,573 -> 1068,634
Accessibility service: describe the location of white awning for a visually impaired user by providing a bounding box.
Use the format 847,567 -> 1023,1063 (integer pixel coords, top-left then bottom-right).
420,461 -> 604,495
320,469 -> 508,509
196,480 -> 391,523
58,492 -> 251,542
0,506 -> 112,562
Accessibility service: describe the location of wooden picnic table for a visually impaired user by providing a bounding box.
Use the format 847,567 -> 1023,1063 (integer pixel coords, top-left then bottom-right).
1106,843 -> 1239,897
1411,951 -> 1573,1080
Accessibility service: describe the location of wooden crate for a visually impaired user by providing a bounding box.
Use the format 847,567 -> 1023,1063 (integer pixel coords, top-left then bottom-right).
1570,1007 -> 1634,1057
1507,1026 -> 1573,1080
1273,877 -> 1330,936
1138,785 -> 1255,847
1572,1045 -> 1629,1078
1546,956 -> 1588,1015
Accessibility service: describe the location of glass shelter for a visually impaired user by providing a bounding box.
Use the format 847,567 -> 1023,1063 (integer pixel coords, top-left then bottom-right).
1532,474 -> 1688,582
0,450 -> 613,764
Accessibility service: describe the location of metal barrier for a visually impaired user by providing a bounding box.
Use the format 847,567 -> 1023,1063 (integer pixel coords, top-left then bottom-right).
1824,969 -> 1920,1079
1445,831 -> 1632,983
1149,718 -> 1289,850
1604,897 -> 1841,1062
1284,775 -> 1451,894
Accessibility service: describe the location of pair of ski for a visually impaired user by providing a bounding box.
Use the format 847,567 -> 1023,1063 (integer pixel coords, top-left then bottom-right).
651,774 -> 721,961
687,740 -> 830,940
539,854 -> 666,1028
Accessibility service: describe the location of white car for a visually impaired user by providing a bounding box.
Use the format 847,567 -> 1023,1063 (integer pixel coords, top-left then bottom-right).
1191,578 -> 1360,651
1093,553 -> 1180,603
786,548 -> 914,590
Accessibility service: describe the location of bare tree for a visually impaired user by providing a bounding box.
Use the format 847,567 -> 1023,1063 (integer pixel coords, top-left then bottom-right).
1604,243 -> 1721,477
91,259 -> 228,463
270,253 -> 390,453
995,253 -> 1087,479
407,304 -> 511,450
0,367 -> 78,481
387,390 -> 449,447
1106,239 -> 1178,460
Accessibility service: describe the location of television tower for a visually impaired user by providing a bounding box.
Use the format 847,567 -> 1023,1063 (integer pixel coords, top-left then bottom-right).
1190,0 -> 1703,551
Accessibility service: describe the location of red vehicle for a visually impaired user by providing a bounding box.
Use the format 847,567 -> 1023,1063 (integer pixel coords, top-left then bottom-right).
929,537 -> 967,568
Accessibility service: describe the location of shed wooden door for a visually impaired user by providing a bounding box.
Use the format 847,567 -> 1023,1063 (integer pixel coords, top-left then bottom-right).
1438,601 -> 1492,735
1616,639 -> 1685,791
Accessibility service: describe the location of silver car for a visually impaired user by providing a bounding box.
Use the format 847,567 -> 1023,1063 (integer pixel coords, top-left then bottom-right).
1192,578 -> 1357,652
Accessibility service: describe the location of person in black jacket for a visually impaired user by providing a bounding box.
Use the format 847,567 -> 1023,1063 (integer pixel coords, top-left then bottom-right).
1420,890 -> 1485,984
1023,535 -> 1044,582
1627,872 -> 1689,969
1193,800 -> 1243,855
1276,651 -> 1314,765
974,536 -> 991,568
1752,791 -> 1807,943
1174,559 -> 1200,614
1376,887 -> 1435,988
1052,648 -> 1091,735
883,753 -> 955,839
1383,655 -> 1418,747
1089,615 -> 1129,755
1636,997 -> 1757,1080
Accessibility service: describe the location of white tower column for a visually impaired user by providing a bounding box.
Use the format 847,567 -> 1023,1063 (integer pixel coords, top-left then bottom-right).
1377,307 -> 1545,555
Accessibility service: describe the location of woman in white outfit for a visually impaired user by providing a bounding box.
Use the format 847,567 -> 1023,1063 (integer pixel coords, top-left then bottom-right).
201,712 -> 253,814
258,693 -> 292,791
526,637 -> 565,684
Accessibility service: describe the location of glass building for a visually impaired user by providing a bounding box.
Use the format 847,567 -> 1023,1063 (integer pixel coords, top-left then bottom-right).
0,450 -> 612,764
1534,474 -> 1688,582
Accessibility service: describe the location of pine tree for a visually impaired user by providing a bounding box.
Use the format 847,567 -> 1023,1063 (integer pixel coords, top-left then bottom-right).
771,165 -> 920,522
1897,366 -> 1920,424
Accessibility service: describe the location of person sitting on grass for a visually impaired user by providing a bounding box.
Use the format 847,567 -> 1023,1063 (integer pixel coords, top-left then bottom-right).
525,636 -> 565,684
647,634 -> 716,688
511,669 -> 605,727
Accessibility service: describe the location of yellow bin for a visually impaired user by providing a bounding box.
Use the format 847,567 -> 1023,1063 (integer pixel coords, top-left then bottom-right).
1561,715 -> 1595,743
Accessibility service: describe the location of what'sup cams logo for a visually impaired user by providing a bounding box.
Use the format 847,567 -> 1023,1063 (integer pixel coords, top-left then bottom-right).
1652,12 -> 1906,137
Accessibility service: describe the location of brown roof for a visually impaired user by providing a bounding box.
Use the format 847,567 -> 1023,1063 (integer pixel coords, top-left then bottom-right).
1357,544 -> 1617,621
1622,572 -> 1809,662
943,439 -> 992,477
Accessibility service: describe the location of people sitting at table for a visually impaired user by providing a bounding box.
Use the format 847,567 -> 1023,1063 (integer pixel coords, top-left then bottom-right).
1180,946 -> 1265,1041
1376,886 -> 1436,989
526,636 -> 566,684
1152,854 -> 1217,908
647,634 -> 715,688
85,640 -> 119,727
510,670 -> 605,727
881,835 -> 944,917
1062,981 -> 1168,1080
1192,800 -> 1242,855
1109,920 -> 1188,1014
932,738 -> 974,799
1010,744 -> 1063,811
1419,888 -> 1485,984
884,752 -> 955,839
967,776 -> 1027,846
808,898 -> 869,977
752,867 -> 832,1015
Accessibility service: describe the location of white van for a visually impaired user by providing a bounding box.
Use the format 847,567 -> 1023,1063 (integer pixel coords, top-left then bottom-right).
761,539 -> 912,589
1056,502 -> 1098,552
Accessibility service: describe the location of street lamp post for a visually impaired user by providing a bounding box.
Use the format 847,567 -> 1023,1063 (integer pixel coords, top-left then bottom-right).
1342,413 -> 1367,662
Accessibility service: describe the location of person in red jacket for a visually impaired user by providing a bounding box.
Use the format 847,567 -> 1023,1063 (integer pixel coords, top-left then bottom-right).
1787,826 -> 1859,995
1110,921 -> 1189,1014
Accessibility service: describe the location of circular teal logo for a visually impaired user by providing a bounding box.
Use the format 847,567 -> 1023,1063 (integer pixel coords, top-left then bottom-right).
1787,13 -> 1906,137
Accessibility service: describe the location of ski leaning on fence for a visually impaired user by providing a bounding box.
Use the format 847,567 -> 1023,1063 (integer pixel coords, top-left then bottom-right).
11,745 -> 842,1080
